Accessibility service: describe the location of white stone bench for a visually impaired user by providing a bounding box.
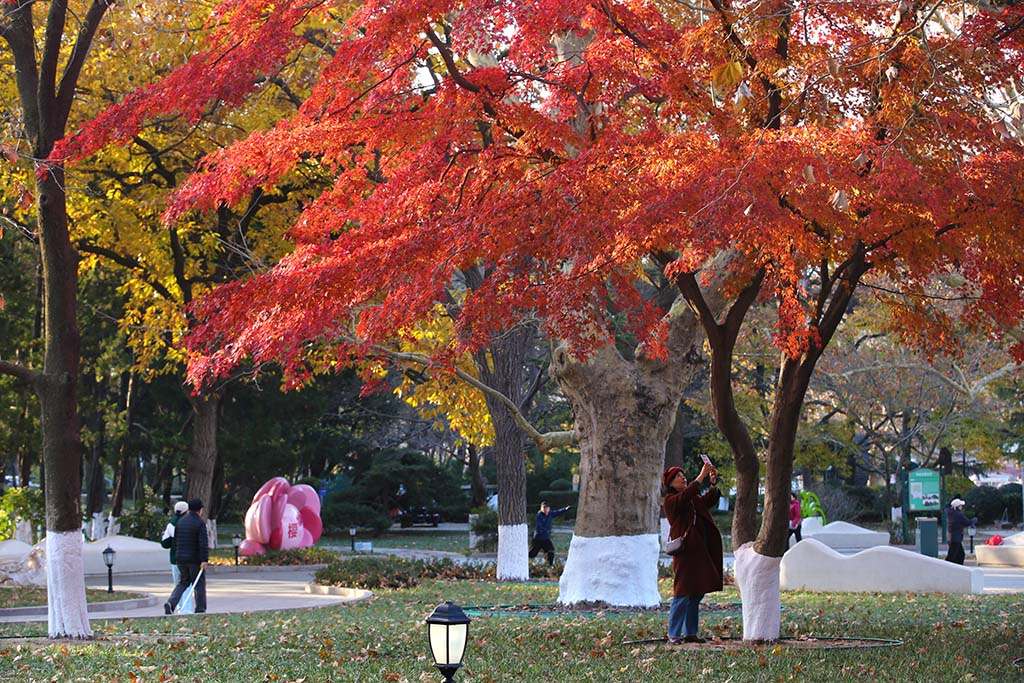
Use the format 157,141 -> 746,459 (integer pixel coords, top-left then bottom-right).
800,518 -> 890,552
81,535 -> 173,576
781,538 -> 984,594
975,531 -> 1024,568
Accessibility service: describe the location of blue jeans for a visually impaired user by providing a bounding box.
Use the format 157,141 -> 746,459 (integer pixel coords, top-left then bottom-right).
667,594 -> 704,638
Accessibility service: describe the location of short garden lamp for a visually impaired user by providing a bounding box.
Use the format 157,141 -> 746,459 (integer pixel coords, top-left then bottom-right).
232,533 -> 242,566
968,523 -> 977,553
102,545 -> 116,593
426,601 -> 471,683
349,526 -> 357,551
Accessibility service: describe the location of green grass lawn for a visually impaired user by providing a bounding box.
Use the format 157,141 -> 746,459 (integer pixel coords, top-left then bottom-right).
0,587 -> 147,610
323,530 -> 473,554
1,579 -> 1021,681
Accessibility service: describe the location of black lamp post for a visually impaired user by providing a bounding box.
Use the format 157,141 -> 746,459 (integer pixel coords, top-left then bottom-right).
349,526 -> 357,552
968,523 -> 977,554
102,546 -> 116,593
426,601 -> 471,683
232,533 -> 241,566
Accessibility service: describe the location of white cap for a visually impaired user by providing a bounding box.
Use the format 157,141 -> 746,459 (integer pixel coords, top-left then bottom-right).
173,501 -> 189,514
950,498 -> 965,509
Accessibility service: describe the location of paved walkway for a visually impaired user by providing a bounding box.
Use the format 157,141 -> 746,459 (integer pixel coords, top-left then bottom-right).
0,566 -> 363,624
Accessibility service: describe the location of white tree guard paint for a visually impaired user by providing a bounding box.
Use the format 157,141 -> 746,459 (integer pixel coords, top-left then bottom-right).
207,519 -> 218,549
497,524 -> 529,580
733,542 -> 782,641
558,534 -> 661,607
90,513 -> 105,541
46,531 -> 93,638
105,514 -> 120,537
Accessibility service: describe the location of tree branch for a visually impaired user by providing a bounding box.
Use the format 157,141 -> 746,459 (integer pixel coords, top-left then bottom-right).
377,347 -> 577,452
55,0 -> 113,131
0,359 -> 40,386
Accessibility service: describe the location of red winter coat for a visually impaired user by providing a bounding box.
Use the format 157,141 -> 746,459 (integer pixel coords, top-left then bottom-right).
789,498 -> 802,529
664,482 -> 723,597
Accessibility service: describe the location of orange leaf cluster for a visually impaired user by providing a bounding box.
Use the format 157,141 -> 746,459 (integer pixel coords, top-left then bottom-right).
58,0 -> 1024,382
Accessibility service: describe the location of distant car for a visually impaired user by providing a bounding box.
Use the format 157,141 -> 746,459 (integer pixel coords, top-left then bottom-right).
399,507 -> 441,528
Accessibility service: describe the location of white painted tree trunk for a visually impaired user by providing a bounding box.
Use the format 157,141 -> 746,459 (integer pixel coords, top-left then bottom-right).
207,518 -> 218,549
90,512 -> 105,541
105,514 -> 119,537
733,542 -> 782,641
559,534 -> 661,606
46,531 -> 92,638
497,524 -> 529,580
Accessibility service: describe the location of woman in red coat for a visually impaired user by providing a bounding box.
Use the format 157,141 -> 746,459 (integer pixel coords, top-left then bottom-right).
662,461 -> 723,644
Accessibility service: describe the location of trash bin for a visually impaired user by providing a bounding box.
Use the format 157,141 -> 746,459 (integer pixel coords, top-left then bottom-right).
916,517 -> 938,557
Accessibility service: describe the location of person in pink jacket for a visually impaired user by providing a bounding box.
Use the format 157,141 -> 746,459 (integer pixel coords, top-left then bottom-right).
788,492 -> 803,547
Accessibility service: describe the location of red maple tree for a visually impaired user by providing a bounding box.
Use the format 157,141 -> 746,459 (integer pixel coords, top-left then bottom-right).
60,0 -> 1024,639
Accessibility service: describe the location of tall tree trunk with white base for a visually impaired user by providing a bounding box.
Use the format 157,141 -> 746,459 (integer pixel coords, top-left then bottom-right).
551,298 -> 708,606
474,323 -> 535,580
37,164 -> 92,638
675,254 -> 868,641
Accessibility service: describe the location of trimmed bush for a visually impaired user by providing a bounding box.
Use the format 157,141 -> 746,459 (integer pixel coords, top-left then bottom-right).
320,499 -> 392,535
548,478 -> 572,491
314,555 -> 574,589
964,485 -> 1002,524
998,483 -> 1021,525
212,546 -> 339,567
470,507 -> 498,551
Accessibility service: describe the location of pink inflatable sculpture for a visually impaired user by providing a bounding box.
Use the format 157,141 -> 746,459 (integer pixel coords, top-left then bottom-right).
240,477 -> 323,556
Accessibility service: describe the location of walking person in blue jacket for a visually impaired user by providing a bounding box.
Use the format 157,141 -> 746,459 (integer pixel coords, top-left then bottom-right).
945,498 -> 977,565
528,501 -> 571,566
165,498 -> 210,614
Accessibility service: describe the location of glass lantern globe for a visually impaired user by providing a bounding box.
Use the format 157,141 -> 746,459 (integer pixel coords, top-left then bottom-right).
425,601 -> 471,682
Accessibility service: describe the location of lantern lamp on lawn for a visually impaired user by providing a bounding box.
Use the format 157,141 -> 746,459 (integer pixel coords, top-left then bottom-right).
968,524 -> 977,554
349,526 -> 357,551
426,601 -> 471,683
102,546 -> 116,593
232,533 -> 241,566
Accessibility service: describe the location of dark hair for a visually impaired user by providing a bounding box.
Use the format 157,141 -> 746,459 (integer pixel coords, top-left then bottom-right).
188,498 -> 204,511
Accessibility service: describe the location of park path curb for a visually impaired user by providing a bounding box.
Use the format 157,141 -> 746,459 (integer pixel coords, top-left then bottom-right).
0,594 -> 158,618
304,584 -> 374,602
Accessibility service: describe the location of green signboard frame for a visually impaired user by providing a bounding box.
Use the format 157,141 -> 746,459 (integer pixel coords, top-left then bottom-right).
908,469 -> 941,512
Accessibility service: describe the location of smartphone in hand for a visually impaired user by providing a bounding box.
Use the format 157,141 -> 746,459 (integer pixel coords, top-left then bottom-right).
699,454 -> 713,466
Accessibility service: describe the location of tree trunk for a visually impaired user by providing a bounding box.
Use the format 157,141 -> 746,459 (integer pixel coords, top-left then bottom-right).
474,324 -> 534,580
85,413 -> 106,540
551,326 -> 703,605
185,388 -> 222,514
467,443 -> 487,508
37,164 -> 91,638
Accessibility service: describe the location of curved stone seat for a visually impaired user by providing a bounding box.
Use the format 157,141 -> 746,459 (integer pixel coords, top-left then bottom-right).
975,531 -> 1024,568
781,538 -> 984,594
800,518 -> 890,552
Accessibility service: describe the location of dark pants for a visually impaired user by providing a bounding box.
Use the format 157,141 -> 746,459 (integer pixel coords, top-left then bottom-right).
168,563 -> 206,612
529,537 -> 556,566
788,524 -> 802,547
945,541 -> 965,565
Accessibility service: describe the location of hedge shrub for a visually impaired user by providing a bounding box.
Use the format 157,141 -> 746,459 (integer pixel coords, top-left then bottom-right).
964,485 -> 1002,524
212,546 -> 339,567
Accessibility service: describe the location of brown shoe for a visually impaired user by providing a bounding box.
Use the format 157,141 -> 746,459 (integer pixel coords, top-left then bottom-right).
683,635 -> 706,643
666,636 -> 684,645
